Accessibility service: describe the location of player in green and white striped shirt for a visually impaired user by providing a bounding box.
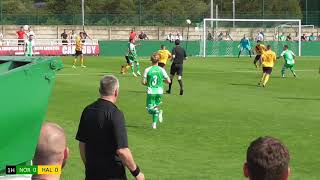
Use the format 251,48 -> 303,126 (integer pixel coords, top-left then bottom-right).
278,45 -> 297,78
25,35 -> 34,56
142,53 -> 171,129
128,38 -> 141,77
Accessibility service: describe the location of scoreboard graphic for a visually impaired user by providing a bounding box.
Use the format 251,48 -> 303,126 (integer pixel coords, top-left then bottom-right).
6,165 -> 61,175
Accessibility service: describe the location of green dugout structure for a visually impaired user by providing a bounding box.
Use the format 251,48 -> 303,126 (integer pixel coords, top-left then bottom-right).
99,40 -> 320,57
0,57 -> 63,173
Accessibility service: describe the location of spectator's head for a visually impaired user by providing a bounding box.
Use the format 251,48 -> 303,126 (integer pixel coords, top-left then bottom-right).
283,45 -> 289,50
131,29 -> 134,33
20,26 -> 24,31
150,52 -> 160,65
33,122 -> 69,167
140,31 -> 143,34
29,35 -> 34,41
63,29 -> 66,33
243,136 -> 290,180
175,39 -> 180,46
311,33 -> 314,36
79,32 -> 84,38
99,75 -> 120,102
160,45 -> 166,50
72,30 -> 74,34
243,34 -> 246,38
266,45 -> 272,50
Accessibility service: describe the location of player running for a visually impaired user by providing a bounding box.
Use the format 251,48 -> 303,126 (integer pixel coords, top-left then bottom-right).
25,35 -> 34,57
142,53 -> 171,129
167,39 -> 187,95
120,55 -> 131,74
253,40 -> 267,68
72,32 -> 86,68
157,45 -> 172,68
278,45 -> 297,78
258,45 -> 277,87
127,38 -> 141,77
238,34 -> 252,58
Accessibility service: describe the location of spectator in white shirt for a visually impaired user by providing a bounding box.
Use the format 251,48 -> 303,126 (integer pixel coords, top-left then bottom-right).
256,32 -> 264,42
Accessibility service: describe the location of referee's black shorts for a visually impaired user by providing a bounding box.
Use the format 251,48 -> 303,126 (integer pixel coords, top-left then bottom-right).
170,63 -> 183,76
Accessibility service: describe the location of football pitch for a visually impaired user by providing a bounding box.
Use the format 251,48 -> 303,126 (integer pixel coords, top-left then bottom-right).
47,56 -> 320,180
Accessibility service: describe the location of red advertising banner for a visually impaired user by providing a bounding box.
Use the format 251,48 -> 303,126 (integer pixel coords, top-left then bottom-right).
0,45 -> 100,56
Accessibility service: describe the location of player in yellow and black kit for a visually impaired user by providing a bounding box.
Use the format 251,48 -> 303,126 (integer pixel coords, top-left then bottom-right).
253,40 -> 266,68
72,32 -> 86,68
157,45 -> 172,68
258,45 -> 277,87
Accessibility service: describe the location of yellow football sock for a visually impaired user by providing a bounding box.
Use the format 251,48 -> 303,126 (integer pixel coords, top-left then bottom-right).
260,73 -> 266,84
73,58 -> 77,66
80,57 -> 84,66
263,74 -> 270,86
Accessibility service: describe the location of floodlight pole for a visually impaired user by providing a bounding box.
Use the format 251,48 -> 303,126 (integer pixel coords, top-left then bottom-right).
232,0 -> 235,27
210,0 -> 213,28
0,0 -> 2,25
186,23 -> 190,54
305,0 -> 308,24
82,0 -> 85,31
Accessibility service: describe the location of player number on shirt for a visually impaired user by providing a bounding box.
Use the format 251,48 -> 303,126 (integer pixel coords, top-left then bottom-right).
152,75 -> 158,86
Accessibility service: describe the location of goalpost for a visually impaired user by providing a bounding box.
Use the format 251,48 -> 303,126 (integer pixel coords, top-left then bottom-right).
201,18 -> 301,57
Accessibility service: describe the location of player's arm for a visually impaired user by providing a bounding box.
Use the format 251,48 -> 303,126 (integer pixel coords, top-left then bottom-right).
86,33 -> 92,40
184,49 -> 187,60
168,51 -> 172,59
277,51 -> 285,59
171,49 -> 175,61
161,68 -> 171,84
141,69 -> 147,86
79,142 -> 86,164
291,51 -> 296,59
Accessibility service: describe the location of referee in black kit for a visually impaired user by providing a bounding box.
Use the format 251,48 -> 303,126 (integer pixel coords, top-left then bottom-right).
76,75 -> 145,180
166,39 -> 187,95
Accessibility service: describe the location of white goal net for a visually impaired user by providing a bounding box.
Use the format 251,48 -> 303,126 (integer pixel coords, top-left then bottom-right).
199,18 -> 301,57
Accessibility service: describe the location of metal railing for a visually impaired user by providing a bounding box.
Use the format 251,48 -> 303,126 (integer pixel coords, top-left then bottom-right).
0,39 -> 99,46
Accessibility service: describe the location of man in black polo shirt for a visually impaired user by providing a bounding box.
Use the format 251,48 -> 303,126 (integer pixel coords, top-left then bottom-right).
166,39 -> 187,95
76,75 -> 145,180
61,29 -> 68,45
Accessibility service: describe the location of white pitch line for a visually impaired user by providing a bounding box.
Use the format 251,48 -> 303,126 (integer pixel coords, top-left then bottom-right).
56,69 -> 317,76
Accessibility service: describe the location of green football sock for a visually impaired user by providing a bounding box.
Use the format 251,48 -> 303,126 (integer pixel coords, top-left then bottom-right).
147,107 -> 159,123
131,64 -> 135,73
153,113 -> 159,123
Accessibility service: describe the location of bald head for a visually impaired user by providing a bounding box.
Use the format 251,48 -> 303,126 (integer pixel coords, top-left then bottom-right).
33,122 -> 67,166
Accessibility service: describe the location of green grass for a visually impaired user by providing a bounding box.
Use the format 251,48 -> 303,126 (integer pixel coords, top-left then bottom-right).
47,56 -> 320,180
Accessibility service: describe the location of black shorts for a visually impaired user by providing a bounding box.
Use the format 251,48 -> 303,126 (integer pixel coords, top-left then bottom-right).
254,55 -> 261,63
62,39 -> 68,45
158,62 -> 165,68
125,55 -> 130,64
263,67 -> 273,74
18,39 -> 24,46
75,50 -> 83,56
170,63 -> 183,76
